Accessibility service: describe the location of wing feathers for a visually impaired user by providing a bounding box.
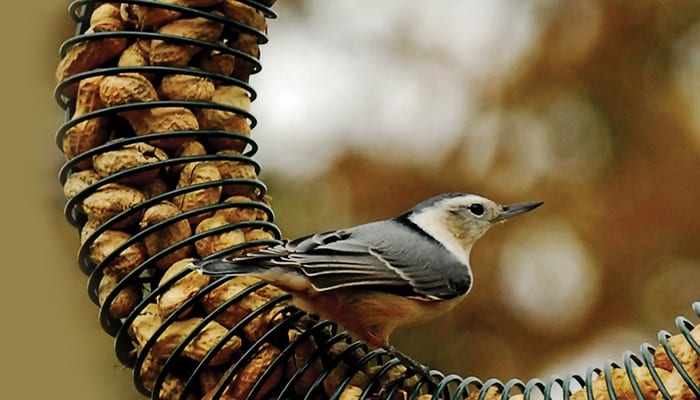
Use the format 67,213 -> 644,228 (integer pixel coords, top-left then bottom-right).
218,223 -> 470,300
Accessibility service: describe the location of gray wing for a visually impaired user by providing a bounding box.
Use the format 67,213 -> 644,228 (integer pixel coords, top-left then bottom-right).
233,220 -> 471,300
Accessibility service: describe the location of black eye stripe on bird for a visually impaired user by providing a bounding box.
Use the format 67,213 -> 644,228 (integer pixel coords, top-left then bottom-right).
189,192 -> 543,383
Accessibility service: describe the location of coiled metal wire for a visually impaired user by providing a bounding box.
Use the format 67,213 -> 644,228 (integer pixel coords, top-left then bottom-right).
55,1 -> 700,399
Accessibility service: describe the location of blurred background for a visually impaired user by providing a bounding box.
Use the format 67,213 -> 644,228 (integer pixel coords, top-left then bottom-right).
5,0 -> 700,398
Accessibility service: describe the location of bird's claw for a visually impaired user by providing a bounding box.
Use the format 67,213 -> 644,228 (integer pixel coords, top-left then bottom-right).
381,346 -> 440,389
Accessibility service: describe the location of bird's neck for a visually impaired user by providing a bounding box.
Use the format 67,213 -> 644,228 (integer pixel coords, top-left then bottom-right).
407,213 -> 472,267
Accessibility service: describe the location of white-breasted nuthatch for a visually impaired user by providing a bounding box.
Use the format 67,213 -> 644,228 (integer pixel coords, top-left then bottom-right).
190,193 -> 542,380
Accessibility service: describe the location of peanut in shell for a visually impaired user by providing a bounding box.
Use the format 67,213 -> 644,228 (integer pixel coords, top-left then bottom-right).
98,272 -> 142,319
150,16 -> 225,67
194,215 -> 245,257
140,201 -> 194,270
89,229 -> 147,278
174,162 -> 223,225
93,142 -> 168,185
82,183 -> 146,228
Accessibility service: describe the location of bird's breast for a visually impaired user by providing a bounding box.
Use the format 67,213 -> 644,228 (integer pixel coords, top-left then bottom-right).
287,287 -> 467,347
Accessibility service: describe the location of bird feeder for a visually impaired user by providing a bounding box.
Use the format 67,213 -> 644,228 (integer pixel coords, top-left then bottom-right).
54,1 -> 700,399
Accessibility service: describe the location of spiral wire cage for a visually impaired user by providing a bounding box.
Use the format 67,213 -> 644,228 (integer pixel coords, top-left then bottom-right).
54,1 -> 700,399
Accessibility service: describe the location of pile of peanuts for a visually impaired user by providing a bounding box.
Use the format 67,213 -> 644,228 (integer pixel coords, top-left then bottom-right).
56,1 -> 301,399
54,2 -> 700,400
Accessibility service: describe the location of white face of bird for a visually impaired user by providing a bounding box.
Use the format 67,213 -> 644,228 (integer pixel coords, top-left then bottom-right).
419,194 -> 502,244
408,194 -> 542,263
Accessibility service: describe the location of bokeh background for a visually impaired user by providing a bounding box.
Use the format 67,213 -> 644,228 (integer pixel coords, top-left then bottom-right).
4,0 -> 699,398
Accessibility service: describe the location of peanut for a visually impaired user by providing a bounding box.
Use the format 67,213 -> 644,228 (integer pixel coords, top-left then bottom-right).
140,176 -> 170,199
216,343 -> 283,400
118,41 -> 151,69
89,3 -> 123,29
140,351 -> 167,393
128,107 -> 200,150
212,195 -> 267,225
73,73 -> 107,114
99,72 -> 159,107
203,115 -> 251,152
82,183 -> 146,228
230,33 -> 260,81
467,386 -> 501,400
93,142 -> 168,184
63,76 -> 110,169
212,152 -> 259,197
158,374 -> 192,400
170,141 -> 208,178
98,272 -> 142,319
174,162 -> 223,225
197,86 -> 250,153
80,219 -> 102,245
218,1 -> 267,33
324,365 -> 370,397
140,201 -> 194,270
286,330 -> 324,397
89,229 -> 147,278
55,15 -> 128,91
159,74 -> 215,101
62,120 -> 110,170
150,318 -> 242,366
63,169 -> 101,200
654,325 -> 700,374
193,45 -> 236,77
158,258 -> 212,318
150,16 -> 225,67
130,303 -> 163,351
200,276 -> 286,340
659,369 -> 698,399
119,1 -> 181,30
197,85 -> 250,130
194,215 -> 245,257
337,386 -> 363,400
243,229 -> 277,253
197,86 -> 251,151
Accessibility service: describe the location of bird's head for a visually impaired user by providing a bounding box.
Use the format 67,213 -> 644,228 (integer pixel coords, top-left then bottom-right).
405,193 -> 542,261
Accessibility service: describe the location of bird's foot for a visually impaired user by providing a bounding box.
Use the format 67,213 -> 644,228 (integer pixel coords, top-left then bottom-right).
382,345 -> 440,388
269,304 -> 301,327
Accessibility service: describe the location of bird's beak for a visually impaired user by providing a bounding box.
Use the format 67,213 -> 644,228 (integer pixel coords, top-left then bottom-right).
491,201 -> 543,223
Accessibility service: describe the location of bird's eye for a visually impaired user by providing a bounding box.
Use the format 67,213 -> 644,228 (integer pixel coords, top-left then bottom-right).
468,204 -> 485,216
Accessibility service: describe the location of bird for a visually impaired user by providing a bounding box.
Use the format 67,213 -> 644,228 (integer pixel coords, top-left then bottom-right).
189,193 -> 542,382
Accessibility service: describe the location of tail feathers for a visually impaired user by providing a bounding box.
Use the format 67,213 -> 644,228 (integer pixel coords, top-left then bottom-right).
189,259 -> 265,276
